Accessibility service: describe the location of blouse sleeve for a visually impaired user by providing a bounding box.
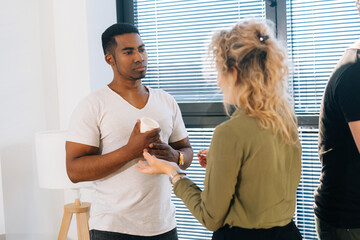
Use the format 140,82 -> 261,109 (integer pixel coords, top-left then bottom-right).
174,124 -> 242,231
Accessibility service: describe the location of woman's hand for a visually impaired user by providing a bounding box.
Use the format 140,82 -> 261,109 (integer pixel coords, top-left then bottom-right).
135,150 -> 180,176
197,149 -> 209,168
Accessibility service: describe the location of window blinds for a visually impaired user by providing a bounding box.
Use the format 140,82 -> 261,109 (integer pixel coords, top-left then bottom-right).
287,0 -> 360,114
294,128 -> 321,239
134,0 -> 265,103
172,128 -> 213,239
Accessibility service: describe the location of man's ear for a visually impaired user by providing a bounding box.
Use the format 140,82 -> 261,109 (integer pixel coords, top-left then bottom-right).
105,54 -> 114,66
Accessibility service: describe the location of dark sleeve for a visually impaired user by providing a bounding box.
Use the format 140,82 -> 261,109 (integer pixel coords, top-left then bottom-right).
336,63 -> 360,122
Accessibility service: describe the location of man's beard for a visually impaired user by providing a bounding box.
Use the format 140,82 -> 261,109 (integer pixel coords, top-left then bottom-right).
114,63 -> 146,81
128,71 -> 146,81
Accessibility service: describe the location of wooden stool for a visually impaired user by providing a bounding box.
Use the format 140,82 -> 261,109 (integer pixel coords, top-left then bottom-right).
58,198 -> 91,240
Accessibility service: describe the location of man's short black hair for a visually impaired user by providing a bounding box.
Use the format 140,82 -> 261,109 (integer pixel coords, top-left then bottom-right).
101,23 -> 140,55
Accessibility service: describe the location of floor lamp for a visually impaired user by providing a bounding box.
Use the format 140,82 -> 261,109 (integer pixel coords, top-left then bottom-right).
35,130 -> 91,240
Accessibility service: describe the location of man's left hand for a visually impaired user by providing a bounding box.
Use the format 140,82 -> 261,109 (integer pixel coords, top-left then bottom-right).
147,142 -> 179,164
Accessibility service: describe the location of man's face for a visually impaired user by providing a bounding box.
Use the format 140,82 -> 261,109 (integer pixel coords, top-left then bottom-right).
111,33 -> 148,80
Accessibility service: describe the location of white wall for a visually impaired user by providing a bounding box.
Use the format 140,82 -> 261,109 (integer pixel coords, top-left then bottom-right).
0,0 -> 63,238
0,0 -> 116,238
0,158 -> 5,235
52,0 -> 92,129
86,0 -> 116,91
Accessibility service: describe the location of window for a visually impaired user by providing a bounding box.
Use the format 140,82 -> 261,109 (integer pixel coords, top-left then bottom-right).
135,0 -> 265,103
118,0 -> 360,239
287,0 -> 360,114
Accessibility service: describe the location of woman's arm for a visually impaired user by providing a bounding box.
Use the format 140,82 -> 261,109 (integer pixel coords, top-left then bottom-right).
136,124 -> 242,231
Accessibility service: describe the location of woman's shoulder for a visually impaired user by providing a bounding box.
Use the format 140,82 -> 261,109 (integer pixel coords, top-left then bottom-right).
214,111 -> 259,141
220,110 -> 258,130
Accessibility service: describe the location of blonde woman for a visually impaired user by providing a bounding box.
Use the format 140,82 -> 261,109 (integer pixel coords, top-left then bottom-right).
136,19 -> 302,240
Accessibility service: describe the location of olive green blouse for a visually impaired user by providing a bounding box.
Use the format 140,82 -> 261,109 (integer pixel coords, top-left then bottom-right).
174,109 -> 301,231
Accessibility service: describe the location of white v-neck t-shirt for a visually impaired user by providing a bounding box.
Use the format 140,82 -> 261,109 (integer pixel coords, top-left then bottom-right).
67,86 -> 188,236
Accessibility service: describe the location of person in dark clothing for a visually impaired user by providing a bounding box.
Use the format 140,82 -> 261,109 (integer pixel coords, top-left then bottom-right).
314,1 -> 360,239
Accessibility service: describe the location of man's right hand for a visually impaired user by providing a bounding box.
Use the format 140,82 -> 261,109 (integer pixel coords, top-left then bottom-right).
126,120 -> 161,158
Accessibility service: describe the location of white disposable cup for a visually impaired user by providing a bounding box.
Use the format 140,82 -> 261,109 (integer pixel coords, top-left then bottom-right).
140,117 -> 160,133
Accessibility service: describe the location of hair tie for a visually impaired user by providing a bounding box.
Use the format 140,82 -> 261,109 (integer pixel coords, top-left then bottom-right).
257,33 -> 269,44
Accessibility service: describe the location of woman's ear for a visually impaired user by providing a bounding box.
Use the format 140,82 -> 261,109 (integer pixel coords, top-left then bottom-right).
231,66 -> 238,82
105,54 -> 114,66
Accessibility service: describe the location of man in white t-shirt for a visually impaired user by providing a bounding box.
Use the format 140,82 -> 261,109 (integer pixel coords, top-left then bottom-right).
66,23 -> 193,240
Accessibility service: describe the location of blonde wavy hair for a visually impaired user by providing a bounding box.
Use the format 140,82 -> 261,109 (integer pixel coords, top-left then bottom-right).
209,19 -> 298,144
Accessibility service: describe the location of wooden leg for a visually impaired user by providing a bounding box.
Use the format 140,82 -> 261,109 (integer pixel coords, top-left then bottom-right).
76,212 -> 90,240
58,200 -> 91,240
58,211 -> 73,240
86,209 -> 90,223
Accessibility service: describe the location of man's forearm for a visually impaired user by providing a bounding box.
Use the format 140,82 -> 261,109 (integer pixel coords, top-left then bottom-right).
67,144 -> 136,183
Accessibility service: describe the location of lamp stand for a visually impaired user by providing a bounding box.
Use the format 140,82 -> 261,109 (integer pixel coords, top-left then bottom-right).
58,198 -> 91,240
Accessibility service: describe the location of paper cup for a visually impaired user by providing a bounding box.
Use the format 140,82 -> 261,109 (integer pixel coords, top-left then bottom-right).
140,117 -> 160,133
